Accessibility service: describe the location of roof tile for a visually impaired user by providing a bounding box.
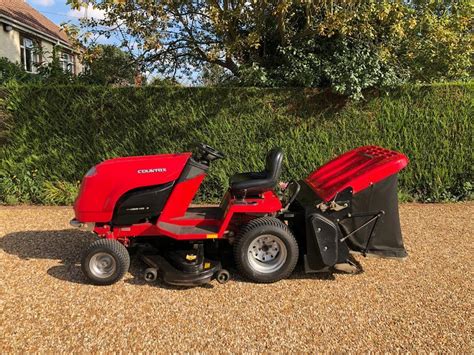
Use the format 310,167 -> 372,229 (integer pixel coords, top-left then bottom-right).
0,0 -> 70,44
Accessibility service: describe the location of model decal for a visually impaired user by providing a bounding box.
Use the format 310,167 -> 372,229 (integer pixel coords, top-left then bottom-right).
137,168 -> 167,174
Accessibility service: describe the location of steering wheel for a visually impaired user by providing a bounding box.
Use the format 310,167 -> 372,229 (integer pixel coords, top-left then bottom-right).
197,143 -> 225,162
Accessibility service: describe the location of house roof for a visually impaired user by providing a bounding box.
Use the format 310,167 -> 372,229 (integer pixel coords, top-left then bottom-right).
0,0 -> 70,45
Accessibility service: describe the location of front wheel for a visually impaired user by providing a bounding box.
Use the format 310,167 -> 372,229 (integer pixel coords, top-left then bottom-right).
81,239 -> 130,285
234,217 -> 299,283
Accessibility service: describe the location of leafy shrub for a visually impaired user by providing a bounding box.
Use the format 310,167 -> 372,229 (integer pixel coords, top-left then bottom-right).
0,58 -> 38,85
0,83 -> 472,205
239,38 -> 408,99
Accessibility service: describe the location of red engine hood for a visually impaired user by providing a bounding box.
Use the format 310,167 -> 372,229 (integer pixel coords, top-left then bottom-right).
74,152 -> 191,222
305,146 -> 408,202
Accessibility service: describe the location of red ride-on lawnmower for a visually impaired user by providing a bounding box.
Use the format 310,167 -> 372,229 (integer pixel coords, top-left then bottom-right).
71,143 -> 409,286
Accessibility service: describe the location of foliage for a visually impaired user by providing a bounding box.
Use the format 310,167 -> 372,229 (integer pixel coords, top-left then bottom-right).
80,45 -> 136,85
199,64 -> 236,87
147,77 -> 181,87
1,44 -> 141,86
36,49 -> 77,85
0,55 -> 75,85
66,0 -> 473,97
0,58 -> 38,85
1,83 -> 472,205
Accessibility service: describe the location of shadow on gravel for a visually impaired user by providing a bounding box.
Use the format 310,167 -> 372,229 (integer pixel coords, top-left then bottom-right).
1,229 -> 356,288
0,229 -> 216,289
0,229 -> 96,284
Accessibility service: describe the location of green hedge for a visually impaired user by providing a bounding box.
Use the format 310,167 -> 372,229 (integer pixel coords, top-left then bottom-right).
0,83 -> 472,205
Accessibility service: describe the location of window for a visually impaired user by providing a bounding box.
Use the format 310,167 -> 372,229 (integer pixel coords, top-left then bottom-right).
60,52 -> 75,74
20,36 -> 40,73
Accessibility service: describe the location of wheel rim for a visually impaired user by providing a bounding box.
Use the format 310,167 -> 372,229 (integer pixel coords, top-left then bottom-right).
89,252 -> 117,279
247,234 -> 287,274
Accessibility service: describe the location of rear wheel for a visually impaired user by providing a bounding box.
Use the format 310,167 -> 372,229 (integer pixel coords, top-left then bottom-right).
81,239 -> 130,285
234,217 -> 298,283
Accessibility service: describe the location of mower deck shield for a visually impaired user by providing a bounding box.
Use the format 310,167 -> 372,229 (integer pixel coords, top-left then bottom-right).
141,254 -> 221,286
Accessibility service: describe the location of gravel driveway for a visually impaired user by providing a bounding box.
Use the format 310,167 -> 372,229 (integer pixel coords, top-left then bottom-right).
0,203 -> 472,352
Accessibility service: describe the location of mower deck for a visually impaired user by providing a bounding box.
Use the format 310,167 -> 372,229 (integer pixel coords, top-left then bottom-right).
141,254 -> 222,286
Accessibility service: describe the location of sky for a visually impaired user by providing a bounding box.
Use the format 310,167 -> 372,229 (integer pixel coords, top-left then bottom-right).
27,0 -> 197,84
27,0 -> 105,25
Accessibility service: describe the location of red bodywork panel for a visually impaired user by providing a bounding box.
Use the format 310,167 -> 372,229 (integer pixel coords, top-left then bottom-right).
93,191 -> 282,241
74,150 -> 282,241
305,146 -> 408,201
74,153 -> 191,222
160,175 -> 206,220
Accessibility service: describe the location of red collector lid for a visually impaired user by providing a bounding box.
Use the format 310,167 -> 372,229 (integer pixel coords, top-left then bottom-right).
305,146 -> 409,201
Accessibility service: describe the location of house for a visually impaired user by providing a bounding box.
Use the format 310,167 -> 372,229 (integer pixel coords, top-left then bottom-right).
0,0 -> 82,74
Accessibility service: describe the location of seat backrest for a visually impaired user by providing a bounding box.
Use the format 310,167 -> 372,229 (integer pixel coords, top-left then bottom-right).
265,147 -> 284,184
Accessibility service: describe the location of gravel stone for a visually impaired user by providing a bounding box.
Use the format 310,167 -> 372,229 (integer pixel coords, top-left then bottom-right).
0,203 -> 472,352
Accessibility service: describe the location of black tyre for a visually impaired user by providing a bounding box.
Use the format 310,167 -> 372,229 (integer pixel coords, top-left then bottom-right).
234,217 -> 298,283
215,269 -> 230,284
144,268 -> 158,282
81,239 -> 130,285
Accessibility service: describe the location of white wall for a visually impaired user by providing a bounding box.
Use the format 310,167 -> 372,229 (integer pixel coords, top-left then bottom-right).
1,27 -> 83,74
74,54 -> 83,74
41,39 -> 54,64
0,28 -> 21,63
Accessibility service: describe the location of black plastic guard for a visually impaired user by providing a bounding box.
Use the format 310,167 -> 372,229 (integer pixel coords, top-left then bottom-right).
305,213 -> 350,271
112,182 -> 174,225
339,174 -> 408,258
309,214 -> 339,266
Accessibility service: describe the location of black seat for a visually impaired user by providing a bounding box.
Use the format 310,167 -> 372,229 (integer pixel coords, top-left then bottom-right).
230,148 -> 284,197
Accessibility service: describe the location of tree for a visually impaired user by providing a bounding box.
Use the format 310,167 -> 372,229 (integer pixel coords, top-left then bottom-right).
66,1 -> 473,97
199,63 -> 235,86
80,45 -> 137,85
36,47 -> 76,84
147,76 -> 181,86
